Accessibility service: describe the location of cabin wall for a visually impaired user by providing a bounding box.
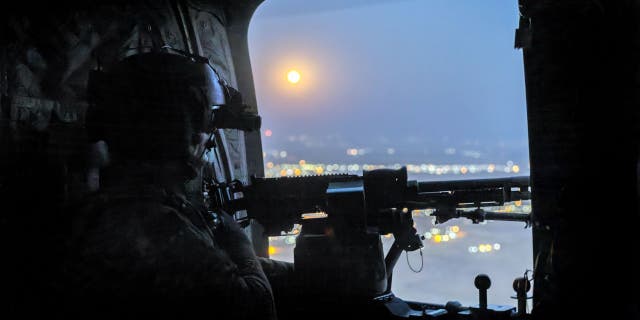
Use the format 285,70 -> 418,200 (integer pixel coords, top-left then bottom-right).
0,2 -> 267,306
0,0 -> 263,209
519,0 -> 640,318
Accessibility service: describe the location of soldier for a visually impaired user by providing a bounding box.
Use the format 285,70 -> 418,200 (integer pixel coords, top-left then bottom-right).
54,50 -> 286,319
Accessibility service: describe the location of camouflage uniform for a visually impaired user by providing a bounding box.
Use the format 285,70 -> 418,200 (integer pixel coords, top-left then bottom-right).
56,165 -> 277,319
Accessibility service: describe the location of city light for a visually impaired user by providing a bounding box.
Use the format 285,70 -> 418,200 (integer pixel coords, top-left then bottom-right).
264,129 -> 273,137
261,161 -> 531,181
475,244 -> 495,253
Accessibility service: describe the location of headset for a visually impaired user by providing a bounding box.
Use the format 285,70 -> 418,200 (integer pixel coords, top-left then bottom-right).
87,45 -> 260,144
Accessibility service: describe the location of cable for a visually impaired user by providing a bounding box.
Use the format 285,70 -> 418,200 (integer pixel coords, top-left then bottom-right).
406,248 -> 424,273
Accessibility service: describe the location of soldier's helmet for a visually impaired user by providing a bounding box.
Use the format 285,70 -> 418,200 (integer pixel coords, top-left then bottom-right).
86,49 -> 227,163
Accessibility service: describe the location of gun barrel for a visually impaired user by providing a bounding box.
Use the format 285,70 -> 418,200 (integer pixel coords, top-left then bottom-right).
411,176 -> 531,210
482,211 -> 530,222
416,176 -> 530,193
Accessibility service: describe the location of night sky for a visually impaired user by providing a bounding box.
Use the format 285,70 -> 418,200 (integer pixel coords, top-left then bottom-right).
249,0 -> 529,165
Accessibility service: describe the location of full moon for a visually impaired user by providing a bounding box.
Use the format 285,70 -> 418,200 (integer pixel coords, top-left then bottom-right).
287,70 -> 301,84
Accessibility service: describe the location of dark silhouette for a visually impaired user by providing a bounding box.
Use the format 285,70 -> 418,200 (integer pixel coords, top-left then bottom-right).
54,51 -> 278,319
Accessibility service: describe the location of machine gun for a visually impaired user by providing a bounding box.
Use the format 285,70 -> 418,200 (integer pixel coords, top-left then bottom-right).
207,167 -> 531,301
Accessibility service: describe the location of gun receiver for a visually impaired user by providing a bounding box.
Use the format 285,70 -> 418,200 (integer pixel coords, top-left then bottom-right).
236,173 -> 360,235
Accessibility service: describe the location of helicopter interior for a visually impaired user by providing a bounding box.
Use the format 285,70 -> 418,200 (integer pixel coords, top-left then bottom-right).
0,1 -> 638,319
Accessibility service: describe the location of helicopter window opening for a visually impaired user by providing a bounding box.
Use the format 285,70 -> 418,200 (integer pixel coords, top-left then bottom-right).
249,0 -> 531,307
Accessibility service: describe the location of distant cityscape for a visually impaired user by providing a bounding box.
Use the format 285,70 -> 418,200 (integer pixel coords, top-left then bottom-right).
263,160 -> 528,179
260,130 -> 530,179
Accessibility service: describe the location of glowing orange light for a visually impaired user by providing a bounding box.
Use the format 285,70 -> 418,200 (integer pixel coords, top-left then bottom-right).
266,162 -> 274,169
287,70 -> 301,84
302,212 -> 328,220
294,168 -> 302,176
268,246 -> 277,255
460,166 -> 468,174
315,166 -> 324,175
325,227 -> 335,237
451,226 -> 460,233
434,235 -> 442,243
512,165 -> 520,173
515,200 -> 522,207
299,160 -> 306,166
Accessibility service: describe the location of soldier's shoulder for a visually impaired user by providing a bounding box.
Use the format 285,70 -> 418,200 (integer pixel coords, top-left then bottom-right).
67,188 -> 183,224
